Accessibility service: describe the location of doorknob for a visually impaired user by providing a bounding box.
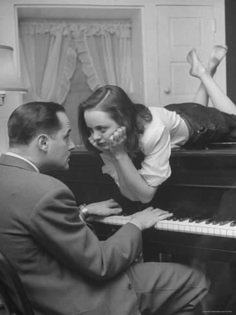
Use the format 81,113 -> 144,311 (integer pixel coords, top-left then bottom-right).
164,88 -> 171,94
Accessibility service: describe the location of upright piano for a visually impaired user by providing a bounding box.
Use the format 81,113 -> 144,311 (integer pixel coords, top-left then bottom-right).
50,144 -> 236,262
50,145 -> 236,311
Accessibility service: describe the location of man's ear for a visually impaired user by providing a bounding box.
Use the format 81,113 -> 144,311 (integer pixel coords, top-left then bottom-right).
37,134 -> 49,152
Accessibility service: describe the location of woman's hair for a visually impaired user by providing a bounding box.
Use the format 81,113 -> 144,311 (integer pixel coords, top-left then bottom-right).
8,101 -> 65,147
78,85 -> 152,155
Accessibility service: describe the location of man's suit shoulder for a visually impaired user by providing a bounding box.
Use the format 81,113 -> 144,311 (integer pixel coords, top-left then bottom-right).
35,172 -> 72,194
20,170 -> 74,201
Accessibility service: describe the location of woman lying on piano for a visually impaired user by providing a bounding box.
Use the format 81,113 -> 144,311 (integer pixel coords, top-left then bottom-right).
78,45 -> 236,204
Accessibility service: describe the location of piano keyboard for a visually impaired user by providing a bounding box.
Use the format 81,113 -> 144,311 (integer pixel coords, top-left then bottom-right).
92,215 -> 236,238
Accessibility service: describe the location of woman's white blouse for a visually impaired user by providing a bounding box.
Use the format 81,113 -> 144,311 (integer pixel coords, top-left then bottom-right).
100,106 -> 189,187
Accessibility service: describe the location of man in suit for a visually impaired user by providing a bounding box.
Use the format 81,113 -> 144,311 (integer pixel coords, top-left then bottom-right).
0,101 -> 208,315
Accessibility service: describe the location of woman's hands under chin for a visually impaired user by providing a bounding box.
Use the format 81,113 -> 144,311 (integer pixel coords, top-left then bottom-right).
89,126 -> 127,155
108,126 -> 126,148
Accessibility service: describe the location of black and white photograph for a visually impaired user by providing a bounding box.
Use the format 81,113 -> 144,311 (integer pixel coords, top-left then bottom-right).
0,1 -> 236,314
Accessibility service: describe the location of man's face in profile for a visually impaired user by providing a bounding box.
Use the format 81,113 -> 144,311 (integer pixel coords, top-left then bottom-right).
46,112 -> 75,170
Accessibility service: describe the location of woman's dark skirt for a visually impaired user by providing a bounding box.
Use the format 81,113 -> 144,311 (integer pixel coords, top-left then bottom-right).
165,102 -> 236,148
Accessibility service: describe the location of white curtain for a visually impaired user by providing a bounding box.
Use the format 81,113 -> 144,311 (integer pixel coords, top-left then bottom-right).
19,21 -> 133,104
19,22 -> 77,103
76,23 -> 133,92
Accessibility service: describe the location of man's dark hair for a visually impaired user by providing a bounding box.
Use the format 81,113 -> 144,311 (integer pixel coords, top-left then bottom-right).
8,101 -> 65,147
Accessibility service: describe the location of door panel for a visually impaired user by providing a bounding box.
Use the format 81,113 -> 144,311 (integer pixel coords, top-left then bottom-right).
157,6 -> 215,106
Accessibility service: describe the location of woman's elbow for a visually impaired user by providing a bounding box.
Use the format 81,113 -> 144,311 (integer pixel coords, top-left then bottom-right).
137,187 -> 158,204
120,186 -> 157,203
138,195 -> 153,204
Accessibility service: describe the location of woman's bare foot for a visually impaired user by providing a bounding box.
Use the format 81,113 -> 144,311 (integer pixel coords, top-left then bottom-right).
186,48 -> 206,78
207,44 -> 228,76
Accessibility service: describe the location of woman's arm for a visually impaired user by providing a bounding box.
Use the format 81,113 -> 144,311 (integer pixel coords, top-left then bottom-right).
109,127 -> 171,203
92,125 -> 171,203
111,151 -> 157,203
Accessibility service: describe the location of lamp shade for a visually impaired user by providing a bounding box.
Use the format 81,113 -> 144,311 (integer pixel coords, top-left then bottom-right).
0,45 -> 27,93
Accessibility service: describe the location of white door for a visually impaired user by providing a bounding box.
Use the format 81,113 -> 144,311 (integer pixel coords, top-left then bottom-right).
157,5 -> 217,106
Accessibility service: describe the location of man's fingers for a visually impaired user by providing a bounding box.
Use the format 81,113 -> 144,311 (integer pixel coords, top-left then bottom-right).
105,199 -> 121,208
109,208 -> 122,214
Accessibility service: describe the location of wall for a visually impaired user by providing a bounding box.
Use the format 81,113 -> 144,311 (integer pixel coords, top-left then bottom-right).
225,0 -> 236,104
0,0 -> 23,152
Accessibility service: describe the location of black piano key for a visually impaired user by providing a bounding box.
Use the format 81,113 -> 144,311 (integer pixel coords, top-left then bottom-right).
210,214 -> 235,225
171,216 -> 179,221
166,215 -> 175,221
205,215 -> 220,224
178,216 -> 189,221
189,214 -> 209,223
219,220 -> 233,225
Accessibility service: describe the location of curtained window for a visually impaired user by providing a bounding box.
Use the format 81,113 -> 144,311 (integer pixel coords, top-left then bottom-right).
19,20 -> 133,144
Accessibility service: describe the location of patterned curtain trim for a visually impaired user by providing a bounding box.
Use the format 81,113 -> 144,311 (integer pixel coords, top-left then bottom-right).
19,21 -> 131,38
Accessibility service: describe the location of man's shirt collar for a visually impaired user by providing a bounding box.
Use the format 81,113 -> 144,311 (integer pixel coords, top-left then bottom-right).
5,152 -> 39,173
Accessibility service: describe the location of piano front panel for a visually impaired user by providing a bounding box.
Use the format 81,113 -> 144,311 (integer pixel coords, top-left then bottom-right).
50,146 -> 236,311
50,146 -> 236,262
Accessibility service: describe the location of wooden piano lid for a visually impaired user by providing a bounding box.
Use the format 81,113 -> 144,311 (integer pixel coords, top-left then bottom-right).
169,142 -> 236,187
172,142 -> 236,155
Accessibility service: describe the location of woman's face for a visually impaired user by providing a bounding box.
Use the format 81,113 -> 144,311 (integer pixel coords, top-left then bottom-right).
84,109 -> 120,148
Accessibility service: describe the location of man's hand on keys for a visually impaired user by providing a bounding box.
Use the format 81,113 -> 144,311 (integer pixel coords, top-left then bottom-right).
129,207 -> 172,231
